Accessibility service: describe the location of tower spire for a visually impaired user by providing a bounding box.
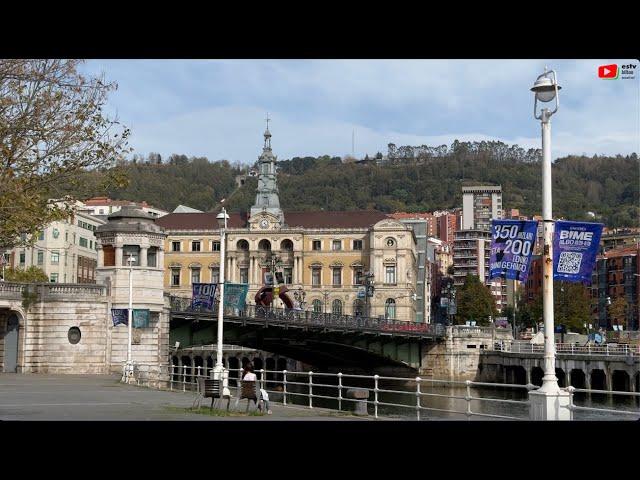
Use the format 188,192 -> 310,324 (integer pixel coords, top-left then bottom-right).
264,113 -> 272,149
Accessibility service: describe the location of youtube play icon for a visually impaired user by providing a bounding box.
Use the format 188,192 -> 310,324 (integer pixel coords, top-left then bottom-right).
598,64 -> 618,79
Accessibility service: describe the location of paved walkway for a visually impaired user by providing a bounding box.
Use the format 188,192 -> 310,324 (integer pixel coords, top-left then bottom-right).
0,374 -> 372,421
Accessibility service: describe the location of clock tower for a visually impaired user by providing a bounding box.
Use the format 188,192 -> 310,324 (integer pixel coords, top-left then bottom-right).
250,116 -> 284,229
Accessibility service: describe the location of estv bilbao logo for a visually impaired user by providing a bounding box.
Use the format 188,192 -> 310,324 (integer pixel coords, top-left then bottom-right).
598,63 -> 636,79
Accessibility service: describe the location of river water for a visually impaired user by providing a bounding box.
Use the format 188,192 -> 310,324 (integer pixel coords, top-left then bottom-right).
261,374 -> 640,421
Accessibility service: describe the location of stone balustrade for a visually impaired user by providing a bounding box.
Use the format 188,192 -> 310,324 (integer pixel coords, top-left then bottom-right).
0,282 -> 106,300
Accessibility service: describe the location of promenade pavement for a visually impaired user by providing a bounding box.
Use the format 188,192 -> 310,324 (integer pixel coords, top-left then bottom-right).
0,374 -> 372,421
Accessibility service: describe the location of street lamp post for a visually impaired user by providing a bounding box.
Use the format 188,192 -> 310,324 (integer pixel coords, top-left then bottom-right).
531,67 -> 562,394
213,208 -> 229,383
124,253 -> 136,383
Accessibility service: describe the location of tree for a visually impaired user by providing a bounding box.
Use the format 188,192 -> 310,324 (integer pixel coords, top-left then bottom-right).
0,59 -> 130,249
555,282 -> 591,332
456,274 -> 498,326
608,297 -> 629,328
3,266 -> 49,282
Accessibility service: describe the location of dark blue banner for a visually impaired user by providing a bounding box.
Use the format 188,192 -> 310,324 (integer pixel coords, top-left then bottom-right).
191,283 -> 217,310
111,308 -> 128,326
489,220 -> 538,282
553,221 -> 603,284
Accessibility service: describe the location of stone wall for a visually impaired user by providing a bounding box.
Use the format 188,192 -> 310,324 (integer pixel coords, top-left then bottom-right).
420,326 -> 510,380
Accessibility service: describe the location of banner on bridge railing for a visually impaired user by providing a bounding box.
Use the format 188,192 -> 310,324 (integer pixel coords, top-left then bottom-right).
224,283 -> 249,309
191,283 -> 217,310
489,219 -> 538,283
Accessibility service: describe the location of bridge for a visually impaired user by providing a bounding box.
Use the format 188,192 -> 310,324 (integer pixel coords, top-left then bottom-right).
169,296 -> 445,372
479,341 -> 640,392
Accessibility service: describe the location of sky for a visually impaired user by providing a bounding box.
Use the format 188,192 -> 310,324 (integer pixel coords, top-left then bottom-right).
80,59 -> 639,164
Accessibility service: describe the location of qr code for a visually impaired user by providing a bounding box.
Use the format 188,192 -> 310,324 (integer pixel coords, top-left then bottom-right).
557,251 -> 582,274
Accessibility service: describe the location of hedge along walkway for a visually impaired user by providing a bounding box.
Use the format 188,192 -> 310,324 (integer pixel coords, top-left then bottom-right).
0,374 -> 372,421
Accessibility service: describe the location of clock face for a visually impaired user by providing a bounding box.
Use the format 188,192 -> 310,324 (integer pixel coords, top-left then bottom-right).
259,219 -> 269,229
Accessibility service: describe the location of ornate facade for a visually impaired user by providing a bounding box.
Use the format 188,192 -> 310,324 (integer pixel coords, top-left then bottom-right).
158,126 -> 419,322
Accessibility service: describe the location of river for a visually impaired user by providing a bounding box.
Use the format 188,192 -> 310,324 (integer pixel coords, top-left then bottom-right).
260,374 -> 640,420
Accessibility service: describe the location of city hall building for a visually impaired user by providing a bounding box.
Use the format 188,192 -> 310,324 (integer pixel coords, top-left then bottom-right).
157,127 -> 419,322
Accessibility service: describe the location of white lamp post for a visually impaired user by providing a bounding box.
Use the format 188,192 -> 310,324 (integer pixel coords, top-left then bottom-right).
531,67 -> 562,394
125,253 -> 136,382
213,208 -> 229,383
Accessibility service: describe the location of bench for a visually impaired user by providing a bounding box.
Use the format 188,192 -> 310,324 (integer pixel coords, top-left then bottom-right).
192,378 -> 231,410
234,380 -> 261,412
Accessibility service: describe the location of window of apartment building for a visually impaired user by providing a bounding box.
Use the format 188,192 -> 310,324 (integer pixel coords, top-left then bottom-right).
353,240 -> 363,251
353,267 -> 364,285
90,240 -> 93,249
385,265 -> 396,284
192,241 -> 201,252
171,268 -> 181,286
191,267 -> 201,284
212,241 -> 220,252
51,251 -> 60,264
65,232 -> 68,242
147,247 -> 158,268
50,273 -> 58,283
312,267 -> 321,287
332,267 -> 342,286
79,237 -> 88,248
211,267 -> 220,284
38,231 -> 45,241
312,240 -> 321,251
19,252 -> 25,265
312,299 -> 322,313
172,241 -> 181,252
332,299 -> 343,315
240,268 -> 249,284
99,209 -> 105,214
283,267 -> 292,284
37,251 -> 44,265
331,240 -> 342,251
385,299 -> 396,320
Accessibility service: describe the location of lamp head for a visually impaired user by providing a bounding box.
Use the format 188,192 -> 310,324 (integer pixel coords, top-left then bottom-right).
531,71 -> 562,103
216,210 -> 230,228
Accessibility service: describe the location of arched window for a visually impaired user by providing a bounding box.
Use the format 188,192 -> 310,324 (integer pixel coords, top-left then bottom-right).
312,299 -> 322,313
280,239 -> 294,251
258,239 -> 271,251
332,299 -> 343,315
385,298 -> 396,320
237,239 -> 249,251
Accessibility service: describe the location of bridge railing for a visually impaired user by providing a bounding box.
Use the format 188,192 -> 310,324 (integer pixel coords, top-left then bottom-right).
493,341 -> 640,357
128,363 -> 640,420
169,296 -> 446,337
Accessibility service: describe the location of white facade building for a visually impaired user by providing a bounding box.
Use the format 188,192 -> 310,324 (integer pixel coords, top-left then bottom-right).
9,209 -> 105,283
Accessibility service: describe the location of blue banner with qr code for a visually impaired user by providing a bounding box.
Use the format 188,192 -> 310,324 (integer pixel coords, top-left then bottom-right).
553,221 -> 603,284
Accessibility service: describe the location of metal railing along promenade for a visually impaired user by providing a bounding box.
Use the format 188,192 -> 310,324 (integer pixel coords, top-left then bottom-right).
169,296 -> 445,338
130,364 -> 640,421
493,341 -> 640,357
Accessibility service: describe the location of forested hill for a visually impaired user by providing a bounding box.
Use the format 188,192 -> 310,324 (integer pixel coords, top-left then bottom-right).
100,145 -> 639,228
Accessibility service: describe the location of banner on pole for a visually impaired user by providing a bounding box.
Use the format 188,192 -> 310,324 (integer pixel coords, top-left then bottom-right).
489,219 -> 538,282
553,221 -> 603,284
132,309 -> 150,328
224,283 -> 249,309
111,308 -> 128,326
191,283 -> 217,310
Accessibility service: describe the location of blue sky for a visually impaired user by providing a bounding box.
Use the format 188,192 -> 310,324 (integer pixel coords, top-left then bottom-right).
81,59 -> 639,164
